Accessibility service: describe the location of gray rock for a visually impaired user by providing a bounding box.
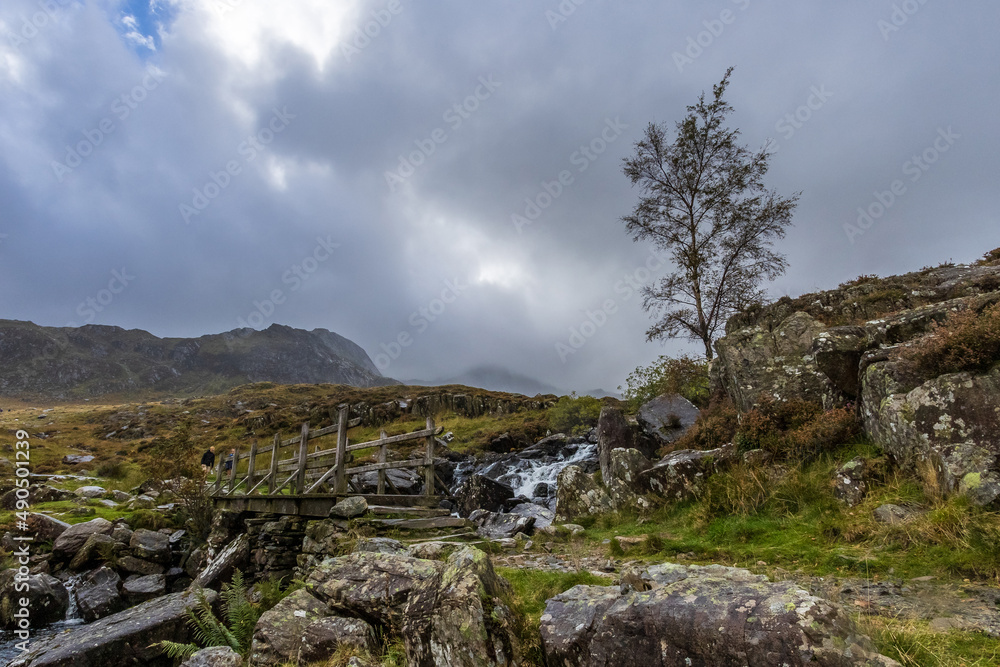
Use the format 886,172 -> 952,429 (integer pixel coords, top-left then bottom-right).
354,537 -> 408,555
62,455 -> 95,465
468,509 -> 535,540
605,448 -> 653,512
508,502 -> 555,529
834,457 -> 874,507
637,444 -> 734,502
249,588 -> 329,666
330,496 -> 368,519
193,534 -> 250,589
637,393 -> 700,444
554,465 -> 612,522
407,541 -> 462,560
111,490 -> 134,503
596,406 -> 632,481
0,570 -> 68,628
117,555 -> 165,576
129,528 -> 171,563
69,533 -> 118,571
540,562 -> 900,667
454,474 -> 514,517
298,616 -> 375,663
874,504 -> 918,524
110,523 -> 134,544
74,485 -> 107,498
52,517 -> 114,560
180,646 -> 244,667
25,513 -> 71,541
123,573 -> 166,604
10,589 -> 218,667
74,566 -> 125,622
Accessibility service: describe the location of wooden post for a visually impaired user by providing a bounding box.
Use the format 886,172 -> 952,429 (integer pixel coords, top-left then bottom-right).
334,405 -> 349,494
246,439 -> 258,494
295,422 -> 309,494
377,430 -> 387,495
214,450 -> 225,494
228,446 -> 241,494
424,416 -> 435,497
268,432 -> 280,495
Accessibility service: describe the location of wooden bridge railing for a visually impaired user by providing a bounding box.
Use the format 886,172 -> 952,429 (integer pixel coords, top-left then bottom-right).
211,404 -> 444,498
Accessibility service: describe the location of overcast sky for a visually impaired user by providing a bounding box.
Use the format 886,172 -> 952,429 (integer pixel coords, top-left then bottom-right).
1,0 -> 998,393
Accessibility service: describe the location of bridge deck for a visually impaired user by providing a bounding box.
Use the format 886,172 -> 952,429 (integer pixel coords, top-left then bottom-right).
212,492 -> 449,517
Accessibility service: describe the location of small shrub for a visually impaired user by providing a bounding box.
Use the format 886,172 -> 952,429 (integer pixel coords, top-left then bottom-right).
96,458 -> 127,479
547,395 -> 602,435
670,397 -> 738,452
620,354 -> 710,410
903,301 -> 1000,377
976,247 -> 1000,266
734,396 -> 859,460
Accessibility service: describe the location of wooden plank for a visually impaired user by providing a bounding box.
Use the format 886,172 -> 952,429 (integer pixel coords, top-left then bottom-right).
424,417 -> 435,497
214,449 -> 225,494
272,470 -> 298,495
347,427 -> 442,452
246,471 -> 271,495
366,505 -> 451,517
334,405 -> 349,494
344,459 -> 426,477
377,430 -> 387,496
227,446 -> 240,494
295,422 -> 309,494
304,459 -> 339,494
371,517 -> 469,530
245,439 -> 258,494
267,432 -> 280,495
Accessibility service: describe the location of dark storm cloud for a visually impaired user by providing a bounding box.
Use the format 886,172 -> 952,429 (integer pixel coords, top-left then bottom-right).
1,0 -> 998,393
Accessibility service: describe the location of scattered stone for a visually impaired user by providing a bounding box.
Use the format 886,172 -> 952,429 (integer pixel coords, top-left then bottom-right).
508,502 -> 555,529
835,457 -> 874,507
180,646 -> 244,667
117,555 -> 166,576
407,541 -> 462,560
74,485 -> 107,498
874,504 -> 919,524
25,513 -> 71,541
298,616 -> 376,663
129,528 -> 171,563
123,573 -> 166,604
62,455 -> 95,465
330,496 -> 368,519
69,532 -> 117,571
111,490 -> 134,503
468,509 -> 535,540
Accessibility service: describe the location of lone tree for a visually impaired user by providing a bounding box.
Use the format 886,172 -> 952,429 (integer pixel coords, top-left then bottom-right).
621,68 -> 798,360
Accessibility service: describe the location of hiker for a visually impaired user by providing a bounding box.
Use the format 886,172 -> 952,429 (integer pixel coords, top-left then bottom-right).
200,445 -> 216,473
224,447 -> 236,474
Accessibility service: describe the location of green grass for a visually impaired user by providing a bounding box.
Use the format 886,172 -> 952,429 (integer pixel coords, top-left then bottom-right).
861,617 -> 1000,666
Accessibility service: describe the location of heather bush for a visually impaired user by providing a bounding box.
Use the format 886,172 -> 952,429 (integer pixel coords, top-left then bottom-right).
905,301 -> 1000,377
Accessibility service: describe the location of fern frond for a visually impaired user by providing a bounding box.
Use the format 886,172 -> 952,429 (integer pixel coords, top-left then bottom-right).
154,640 -> 199,660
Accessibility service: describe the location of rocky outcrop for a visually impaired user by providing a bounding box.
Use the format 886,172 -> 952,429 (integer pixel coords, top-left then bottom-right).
604,448 -> 652,511
714,261 -> 1000,506
540,562 -> 900,667
637,444 -> 734,502
554,465 -> 612,522
250,588 -> 330,666
10,589 -> 218,667
303,546 -> 520,666
596,407 -> 631,480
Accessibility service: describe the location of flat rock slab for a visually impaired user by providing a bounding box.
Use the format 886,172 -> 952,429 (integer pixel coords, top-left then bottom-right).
637,394 -> 700,444
10,589 -> 218,667
371,516 -> 470,530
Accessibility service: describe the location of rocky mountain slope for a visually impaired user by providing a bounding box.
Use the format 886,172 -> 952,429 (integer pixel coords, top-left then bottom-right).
0,320 -> 396,399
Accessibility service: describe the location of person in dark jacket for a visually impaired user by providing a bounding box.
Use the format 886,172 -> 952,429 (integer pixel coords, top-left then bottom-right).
200,446 -> 216,473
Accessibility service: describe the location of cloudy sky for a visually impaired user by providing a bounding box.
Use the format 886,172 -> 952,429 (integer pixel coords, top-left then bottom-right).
1,0 -> 997,394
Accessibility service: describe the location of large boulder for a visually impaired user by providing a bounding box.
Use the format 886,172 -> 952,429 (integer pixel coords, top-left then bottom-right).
69,532 -> 119,571
74,566 -> 125,622
540,562 -> 900,667
0,570 -> 69,628
637,394 -> 700,445
1,486 -> 72,510
74,486 -> 107,499
298,617 -> 376,664
862,362 -> 1000,505
304,547 -> 520,666
25,513 -> 71,541
193,534 -> 250,589
604,448 -> 652,511
637,444 -> 734,502
330,496 -> 368,519
596,407 -> 632,480
123,573 -> 166,604
52,517 -> 114,560
454,474 -> 514,517
10,589 -> 218,667
508,502 -> 555,529
249,588 -> 330,666
554,465 -> 612,522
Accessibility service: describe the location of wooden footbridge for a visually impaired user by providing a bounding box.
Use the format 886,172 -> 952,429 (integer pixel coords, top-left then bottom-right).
211,405 -> 452,517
